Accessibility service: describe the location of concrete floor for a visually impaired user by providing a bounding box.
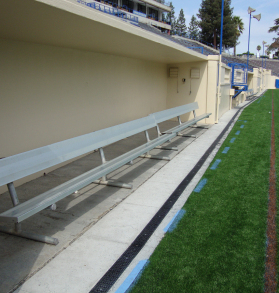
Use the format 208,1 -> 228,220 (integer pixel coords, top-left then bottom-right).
0,99 -> 259,293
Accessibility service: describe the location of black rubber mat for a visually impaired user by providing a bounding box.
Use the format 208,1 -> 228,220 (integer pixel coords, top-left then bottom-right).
89,95 -> 260,293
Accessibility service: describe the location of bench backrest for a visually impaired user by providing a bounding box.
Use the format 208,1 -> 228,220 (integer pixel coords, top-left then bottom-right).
151,102 -> 198,124
0,115 -> 157,186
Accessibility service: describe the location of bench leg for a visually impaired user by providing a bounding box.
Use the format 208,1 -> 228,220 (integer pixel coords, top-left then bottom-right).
93,179 -> 132,189
0,223 -> 59,245
177,133 -> 197,138
190,125 -> 209,129
155,145 -> 178,151
140,154 -> 170,161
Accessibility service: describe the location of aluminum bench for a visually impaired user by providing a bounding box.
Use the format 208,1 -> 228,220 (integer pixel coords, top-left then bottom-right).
0,102 -> 211,245
151,102 -> 211,138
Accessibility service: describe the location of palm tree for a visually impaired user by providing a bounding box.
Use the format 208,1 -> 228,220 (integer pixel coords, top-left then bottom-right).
257,45 -> 261,57
268,18 -> 279,36
233,16 -> 244,56
268,18 -> 279,56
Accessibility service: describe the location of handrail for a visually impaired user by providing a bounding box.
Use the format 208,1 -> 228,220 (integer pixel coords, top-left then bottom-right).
77,0 -> 139,23
187,46 -> 204,54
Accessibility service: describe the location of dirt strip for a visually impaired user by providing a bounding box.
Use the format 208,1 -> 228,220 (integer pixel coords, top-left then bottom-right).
265,90 -> 277,292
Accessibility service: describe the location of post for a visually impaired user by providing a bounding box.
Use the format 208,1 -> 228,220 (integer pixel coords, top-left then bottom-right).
99,148 -> 107,181
246,13 -> 252,80
262,45 -> 264,68
220,0 -> 224,55
177,116 -> 182,125
216,0 -> 224,123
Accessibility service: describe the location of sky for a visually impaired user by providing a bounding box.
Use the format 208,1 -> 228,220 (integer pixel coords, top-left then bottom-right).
171,0 -> 279,55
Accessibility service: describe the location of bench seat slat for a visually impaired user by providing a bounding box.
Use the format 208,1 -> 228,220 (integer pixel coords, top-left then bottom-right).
0,132 -> 176,224
0,115 -> 157,187
151,102 -> 198,124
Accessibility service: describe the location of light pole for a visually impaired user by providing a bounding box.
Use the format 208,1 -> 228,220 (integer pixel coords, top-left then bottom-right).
262,40 -> 267,68
220,0 -> 224,54
247,7 -> 261,79
216,0 -> 225,122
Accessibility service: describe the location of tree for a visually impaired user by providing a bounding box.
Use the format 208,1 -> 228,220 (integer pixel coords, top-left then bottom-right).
168,2 -> 176,34
233,16 -> 244,56
175,9 -> 187,35
257,45 -> 261,52
268,18 -> 279,56
197,0 -> 236,50
268,18 -> 279,37
188,15 -> 200,40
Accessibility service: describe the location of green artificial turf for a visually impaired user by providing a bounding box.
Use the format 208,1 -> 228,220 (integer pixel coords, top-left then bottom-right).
130,90 -> 278,293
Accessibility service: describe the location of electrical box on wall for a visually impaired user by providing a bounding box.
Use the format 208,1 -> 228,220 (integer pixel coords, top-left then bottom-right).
190,68 -> 200,79
169,67 -> 178,78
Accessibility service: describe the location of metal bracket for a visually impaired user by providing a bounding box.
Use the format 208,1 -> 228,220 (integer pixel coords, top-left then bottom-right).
7,182 -> 20,207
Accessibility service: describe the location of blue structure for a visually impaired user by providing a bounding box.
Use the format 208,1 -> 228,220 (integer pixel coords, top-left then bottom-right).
227,62 -> 249,99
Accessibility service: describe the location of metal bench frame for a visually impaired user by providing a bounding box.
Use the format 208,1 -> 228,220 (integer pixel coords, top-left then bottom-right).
0,102 -> 211,245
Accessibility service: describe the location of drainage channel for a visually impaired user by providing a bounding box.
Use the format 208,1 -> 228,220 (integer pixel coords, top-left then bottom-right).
89,95 -> 261,293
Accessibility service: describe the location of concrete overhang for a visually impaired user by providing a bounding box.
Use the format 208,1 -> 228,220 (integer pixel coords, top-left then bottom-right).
139,0 -> 171,12
0,0 -> 207,64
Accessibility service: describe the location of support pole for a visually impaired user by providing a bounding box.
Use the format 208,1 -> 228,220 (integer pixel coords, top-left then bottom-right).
156,125 -> 162,137
177,116 -> 182,125
99,148 -> 107,181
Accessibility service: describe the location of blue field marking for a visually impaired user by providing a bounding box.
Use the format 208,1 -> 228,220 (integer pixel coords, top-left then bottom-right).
230,137 -> 236,143
235,130 -> 241,135
115,260 -> 149,293
210,159 -> 222,170
240,125 -> 244,129
222,147 -> 230,154
164,209 -> 186,233
194,178 -> 207,193
257,97 -> 263,103
244,120 -> 247,123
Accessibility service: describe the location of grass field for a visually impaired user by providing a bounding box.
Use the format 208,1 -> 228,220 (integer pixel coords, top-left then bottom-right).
130,90 -> 279,292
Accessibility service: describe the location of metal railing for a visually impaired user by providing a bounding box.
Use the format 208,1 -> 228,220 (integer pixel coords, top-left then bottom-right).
77,0 -> 139,23
187,46 -> 204,54
153,0 -> 171,7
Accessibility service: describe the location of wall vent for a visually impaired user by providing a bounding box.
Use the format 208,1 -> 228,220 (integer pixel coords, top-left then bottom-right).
190,68 -> 200,79
169,67 -> 178,78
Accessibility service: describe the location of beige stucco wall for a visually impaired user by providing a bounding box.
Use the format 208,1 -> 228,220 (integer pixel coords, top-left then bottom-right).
247,72 -> 254,91
252,68 -> 261,93
218,64 -> 231,119
0,38 -> 168,192
0,38 -> 167,158
166,59 -> 217,124
265,70 -> 276,89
